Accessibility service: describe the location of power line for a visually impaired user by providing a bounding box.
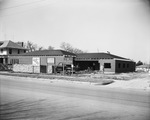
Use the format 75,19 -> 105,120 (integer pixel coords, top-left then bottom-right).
0,0 -> 59,17
0,0 -> 46,10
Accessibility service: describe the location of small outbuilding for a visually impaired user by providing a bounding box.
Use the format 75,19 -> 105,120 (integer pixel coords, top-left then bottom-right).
136,64 -> 150,72
74,53 -> 135,73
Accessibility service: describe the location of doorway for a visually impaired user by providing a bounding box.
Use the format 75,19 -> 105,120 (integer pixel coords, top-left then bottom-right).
0,58 -> 3,64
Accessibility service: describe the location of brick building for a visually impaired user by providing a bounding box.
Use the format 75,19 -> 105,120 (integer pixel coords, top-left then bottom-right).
9,50 -> 76,73
3,41 -> 135,73
74,53 -> 135,73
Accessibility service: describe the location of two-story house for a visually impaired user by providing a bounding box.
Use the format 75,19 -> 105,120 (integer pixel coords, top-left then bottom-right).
0,40 -> 27,65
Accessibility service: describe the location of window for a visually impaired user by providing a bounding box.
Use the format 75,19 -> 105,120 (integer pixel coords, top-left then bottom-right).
123,63 -> 125,68
18,50 -> 20,54
9,49 -> 12,54
47,58 -> 55,64
10,59 -> 19,64
127,64 -> 129,68
104,63 -> 111,68
118,63 -> 121,68
1,49 -> 3,53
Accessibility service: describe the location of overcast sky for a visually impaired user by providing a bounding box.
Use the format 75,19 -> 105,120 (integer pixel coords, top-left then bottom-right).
0,0 -> 150,63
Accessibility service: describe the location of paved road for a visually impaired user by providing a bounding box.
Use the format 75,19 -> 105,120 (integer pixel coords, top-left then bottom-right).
1,75 -> 150,107
0,75 -> 150,120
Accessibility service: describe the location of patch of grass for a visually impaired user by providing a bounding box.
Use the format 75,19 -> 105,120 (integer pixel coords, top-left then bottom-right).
0,71 -> 149,84
87,72 -> 149,81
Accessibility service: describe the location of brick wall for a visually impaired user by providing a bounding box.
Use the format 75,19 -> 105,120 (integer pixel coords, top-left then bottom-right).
9,55 -> 73,66
115,60 -> 135,73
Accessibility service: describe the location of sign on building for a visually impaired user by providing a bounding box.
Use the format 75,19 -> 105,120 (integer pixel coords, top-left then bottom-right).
64,57 -> 72,64
47,58 -> 55,64
32,57 -> 40,66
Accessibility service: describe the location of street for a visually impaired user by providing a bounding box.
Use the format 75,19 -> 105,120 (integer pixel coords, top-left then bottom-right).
0,75 -> 150,120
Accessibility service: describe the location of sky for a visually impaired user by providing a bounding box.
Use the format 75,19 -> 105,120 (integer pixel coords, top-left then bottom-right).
0,0 -> 150,63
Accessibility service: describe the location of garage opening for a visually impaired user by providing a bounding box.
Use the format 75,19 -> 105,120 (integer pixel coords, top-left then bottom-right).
74,61 -> 99,71
0,58 -> 3,63
40,65 -> 47,73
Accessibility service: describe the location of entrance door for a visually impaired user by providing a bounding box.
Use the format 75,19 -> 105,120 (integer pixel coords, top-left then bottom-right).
40,65 -> 47,73
0,58 -> 3,63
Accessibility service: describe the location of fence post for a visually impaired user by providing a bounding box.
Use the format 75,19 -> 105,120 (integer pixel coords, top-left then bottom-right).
63,63 -> 65,75
33,66 -> 34,73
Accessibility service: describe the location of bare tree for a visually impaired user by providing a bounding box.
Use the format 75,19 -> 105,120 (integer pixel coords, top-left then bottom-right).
25,41 -> 37,52
60,42 -> 86,53
60,42 -> 73,53
25,41 -> 45,52
73,48 -> 85,53
48,45 -> 54,50
38,46 -> 44,51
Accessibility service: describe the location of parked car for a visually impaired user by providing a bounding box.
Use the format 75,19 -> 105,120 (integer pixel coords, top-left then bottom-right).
55,65 -> 75,74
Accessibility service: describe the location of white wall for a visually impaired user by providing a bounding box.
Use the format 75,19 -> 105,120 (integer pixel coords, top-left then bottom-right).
0,49 -> 7,55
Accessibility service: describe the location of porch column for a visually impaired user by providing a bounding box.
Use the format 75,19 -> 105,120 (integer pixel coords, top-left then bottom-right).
3,58 -> 5,64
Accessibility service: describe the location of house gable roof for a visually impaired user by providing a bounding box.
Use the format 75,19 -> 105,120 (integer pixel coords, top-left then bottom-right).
14,50 -> 76,56
75,53 -> 129,60
0,40 -> 27,50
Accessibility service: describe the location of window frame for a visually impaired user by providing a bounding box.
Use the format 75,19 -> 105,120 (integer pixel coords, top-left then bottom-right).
0,49 -> 3,53
118,63 -> 121,68
10,59 -> 19,65
18,49 -> 20,54
104,63 -> 111,69
9,49 -> 12,54
127,64 -> 129,68
123,63 -> 125,68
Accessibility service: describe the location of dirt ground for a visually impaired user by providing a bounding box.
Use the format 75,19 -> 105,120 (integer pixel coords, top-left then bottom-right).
89,72 -> 150,91
0,71 -> 150,90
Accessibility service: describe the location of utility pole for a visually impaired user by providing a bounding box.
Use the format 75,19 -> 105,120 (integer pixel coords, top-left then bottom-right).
149,59 -> 150,74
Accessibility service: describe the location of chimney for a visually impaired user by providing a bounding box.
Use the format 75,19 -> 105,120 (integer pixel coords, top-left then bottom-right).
107,51 -> 110,54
